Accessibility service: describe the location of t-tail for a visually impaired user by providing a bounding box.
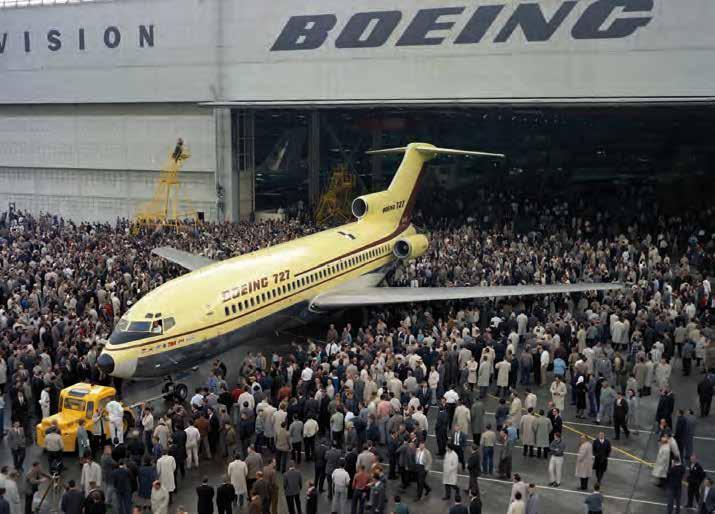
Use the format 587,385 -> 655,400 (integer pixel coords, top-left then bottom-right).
351,142 -> 505,228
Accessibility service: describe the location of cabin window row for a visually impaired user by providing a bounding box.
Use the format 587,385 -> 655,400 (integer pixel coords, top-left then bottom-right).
223,243 -> 391,317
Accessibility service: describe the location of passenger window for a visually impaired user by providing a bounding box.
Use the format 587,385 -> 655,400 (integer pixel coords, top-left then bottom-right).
243,300 -> 248,309
250,298 -> 255,307
238,303 -> 243,311
261,293 -> 266,302
232,305 -> 237,314
224,307 -> 229,316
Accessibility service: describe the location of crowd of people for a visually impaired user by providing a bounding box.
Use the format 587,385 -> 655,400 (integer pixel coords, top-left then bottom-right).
0,179 -> 711,514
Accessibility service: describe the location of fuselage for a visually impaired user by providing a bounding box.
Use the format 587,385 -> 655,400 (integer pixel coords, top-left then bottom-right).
100,219 -> 415,379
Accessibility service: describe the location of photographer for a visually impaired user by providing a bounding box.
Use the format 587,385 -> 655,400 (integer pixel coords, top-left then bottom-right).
44,423 -> 64,474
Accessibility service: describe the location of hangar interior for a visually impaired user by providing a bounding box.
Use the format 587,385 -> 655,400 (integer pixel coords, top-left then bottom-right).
236,105 -> 715,216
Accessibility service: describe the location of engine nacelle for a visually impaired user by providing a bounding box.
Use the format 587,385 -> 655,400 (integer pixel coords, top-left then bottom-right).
393,234 -> 429,260
351,191 -> 392,219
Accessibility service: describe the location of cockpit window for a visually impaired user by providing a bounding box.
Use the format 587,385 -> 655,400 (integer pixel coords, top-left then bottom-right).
163,317 -> 175,331
151,320 -> 163,334
128,321 -> 152,332
116,319 -> 129,332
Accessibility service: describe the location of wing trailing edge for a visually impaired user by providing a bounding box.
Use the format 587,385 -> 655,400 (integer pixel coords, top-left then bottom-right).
312,283 -> 624,310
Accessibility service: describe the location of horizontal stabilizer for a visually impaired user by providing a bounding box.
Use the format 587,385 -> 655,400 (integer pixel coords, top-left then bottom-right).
151,246 -> 216,271
366,144 -> 505,159
313,282 -> 623,310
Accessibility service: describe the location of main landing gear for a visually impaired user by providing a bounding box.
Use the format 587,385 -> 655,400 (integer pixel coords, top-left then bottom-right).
162,376 -> 188,403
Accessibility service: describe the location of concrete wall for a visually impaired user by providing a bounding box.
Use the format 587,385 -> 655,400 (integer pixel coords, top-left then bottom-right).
0,104 -> 217,222
1,0 -> 714,104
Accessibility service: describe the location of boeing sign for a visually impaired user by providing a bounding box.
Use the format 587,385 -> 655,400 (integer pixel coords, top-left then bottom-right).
0,0 -> 712,105
272,0 -> 654,51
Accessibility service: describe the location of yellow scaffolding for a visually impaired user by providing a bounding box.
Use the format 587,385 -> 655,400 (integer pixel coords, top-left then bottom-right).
134,141 -> 197,231
314,165 -> 356,226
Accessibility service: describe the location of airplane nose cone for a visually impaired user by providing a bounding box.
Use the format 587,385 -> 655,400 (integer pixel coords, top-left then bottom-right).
97,353 -> 115,375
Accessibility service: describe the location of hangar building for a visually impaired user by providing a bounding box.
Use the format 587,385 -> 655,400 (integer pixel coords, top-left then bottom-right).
0,0 -> 713,222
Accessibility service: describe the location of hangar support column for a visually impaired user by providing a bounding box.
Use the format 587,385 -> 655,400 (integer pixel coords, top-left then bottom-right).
236,110 -> 256,220
214,107 -> 238,222
308,111 -> 321,207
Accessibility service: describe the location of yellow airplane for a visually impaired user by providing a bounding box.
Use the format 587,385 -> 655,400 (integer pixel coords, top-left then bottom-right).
97,143 -> 621,394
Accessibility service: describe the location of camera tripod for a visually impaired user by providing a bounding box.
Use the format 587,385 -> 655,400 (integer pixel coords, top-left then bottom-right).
34,473 -> 65,514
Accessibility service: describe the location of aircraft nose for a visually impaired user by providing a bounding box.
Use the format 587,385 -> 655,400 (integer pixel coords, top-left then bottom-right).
97,353 -> 115,374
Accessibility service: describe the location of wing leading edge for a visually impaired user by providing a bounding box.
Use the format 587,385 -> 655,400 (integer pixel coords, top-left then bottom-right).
312,283 -> 624,310
151,246 -> 216,271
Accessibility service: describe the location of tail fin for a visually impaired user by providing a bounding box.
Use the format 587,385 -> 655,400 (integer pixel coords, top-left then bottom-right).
365,142 -> 504,226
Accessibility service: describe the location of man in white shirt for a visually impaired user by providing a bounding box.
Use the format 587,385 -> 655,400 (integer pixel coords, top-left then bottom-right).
300,365 -> 313,383
331,459 -> 351,513
184,420 -> 201,469
540,347 -> 550,386
39,386 -> 51,419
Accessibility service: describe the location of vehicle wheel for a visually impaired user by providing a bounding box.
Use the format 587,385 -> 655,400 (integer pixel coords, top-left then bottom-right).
174,383 -> 188,402
123,412 -> 134,436
162,381 -> 175,401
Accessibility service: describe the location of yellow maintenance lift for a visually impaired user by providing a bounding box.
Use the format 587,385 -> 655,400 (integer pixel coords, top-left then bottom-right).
314,165 -> 356,226
134,140 -> 197,231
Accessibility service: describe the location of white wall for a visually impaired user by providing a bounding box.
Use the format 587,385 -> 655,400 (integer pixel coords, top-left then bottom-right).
0,104 -> 217,222
0,0 -> 713,104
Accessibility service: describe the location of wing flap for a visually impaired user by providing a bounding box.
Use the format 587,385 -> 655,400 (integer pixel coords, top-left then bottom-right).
151,246 -> 216,271
312,283 -> 623,310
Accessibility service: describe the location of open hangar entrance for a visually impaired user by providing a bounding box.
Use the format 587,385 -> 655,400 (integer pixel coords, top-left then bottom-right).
218,104 -> 714,221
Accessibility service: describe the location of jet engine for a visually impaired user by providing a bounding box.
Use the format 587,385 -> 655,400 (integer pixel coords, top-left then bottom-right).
351,191 -> 391,219
393,234 -> 429,260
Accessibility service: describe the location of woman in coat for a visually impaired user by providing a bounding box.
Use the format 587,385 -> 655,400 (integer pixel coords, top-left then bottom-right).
533,414 -> 552,457
275,423 -> 291,473
442,445 -> 459,500
150,481 -> 170,514
509,394 -> 522,429
575,376 -> 587,418
574,436 -> 593,491
477,358 -> 491,397
626,389 -> 639,433
652,437 -> 671,485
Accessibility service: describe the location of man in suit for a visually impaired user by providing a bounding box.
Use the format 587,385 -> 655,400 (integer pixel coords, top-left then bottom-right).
613,393 -> 629,440
196,476 -> 215,514
283,461 -> 302,514
592,432 -> 611,485
666,458 -> 685,514
687,455 -> 707,509
435,401 -> 449,457
466,444 -> 481,497
700,478 -> 715,514
698,376 -> 713,417
414,441 -> 432,501
451,425 -> 468,472
216,475 -> 237,514
417,382 -> 431,409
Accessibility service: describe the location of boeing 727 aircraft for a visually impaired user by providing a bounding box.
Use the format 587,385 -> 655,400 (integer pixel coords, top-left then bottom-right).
97,143 -> 621,395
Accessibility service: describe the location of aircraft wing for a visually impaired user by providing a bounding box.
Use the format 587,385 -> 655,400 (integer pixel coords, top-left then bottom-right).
151,246 -> 216,271
312,283 -> 624,310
